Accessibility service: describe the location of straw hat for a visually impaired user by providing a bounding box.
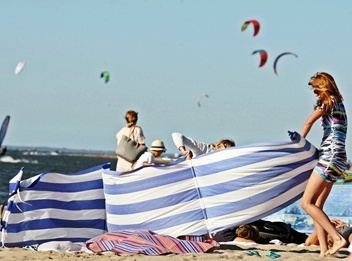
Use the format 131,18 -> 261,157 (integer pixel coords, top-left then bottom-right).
150,140 -> 166,152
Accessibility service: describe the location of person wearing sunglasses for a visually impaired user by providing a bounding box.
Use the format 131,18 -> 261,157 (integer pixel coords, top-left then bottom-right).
300,72 -> 348,257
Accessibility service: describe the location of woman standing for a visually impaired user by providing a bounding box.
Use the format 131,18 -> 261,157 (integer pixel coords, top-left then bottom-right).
300,72 -> 348,256
116,110 -> 146,171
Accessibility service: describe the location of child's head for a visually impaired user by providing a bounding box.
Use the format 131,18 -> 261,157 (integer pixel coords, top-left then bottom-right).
235,225 -> 259,242
150,140 -> 166,157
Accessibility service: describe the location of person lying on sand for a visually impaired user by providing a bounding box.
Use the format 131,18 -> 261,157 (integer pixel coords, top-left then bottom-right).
305,219 -> 352,248
232,224 -> 260,245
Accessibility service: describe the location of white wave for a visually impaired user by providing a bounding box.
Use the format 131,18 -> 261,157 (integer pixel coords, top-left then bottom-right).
0,156 -> 38,164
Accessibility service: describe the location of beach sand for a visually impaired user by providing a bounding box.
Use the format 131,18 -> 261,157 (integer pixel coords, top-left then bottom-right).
1,243 -> 349,261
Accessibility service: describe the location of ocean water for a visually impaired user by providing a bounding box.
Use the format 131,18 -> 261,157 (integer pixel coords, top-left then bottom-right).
0,149 -> 116,203
264,182 -> 352,234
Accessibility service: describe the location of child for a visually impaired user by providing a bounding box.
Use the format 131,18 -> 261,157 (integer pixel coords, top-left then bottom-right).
132,140 -> 167,170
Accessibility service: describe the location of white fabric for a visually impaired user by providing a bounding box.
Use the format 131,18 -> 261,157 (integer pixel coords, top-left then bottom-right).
171,132 -> 212,157
37,241 -> 89,253
134,152 -> 154,169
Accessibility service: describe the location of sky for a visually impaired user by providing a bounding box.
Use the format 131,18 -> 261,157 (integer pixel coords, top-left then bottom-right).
1,0 -> 352,157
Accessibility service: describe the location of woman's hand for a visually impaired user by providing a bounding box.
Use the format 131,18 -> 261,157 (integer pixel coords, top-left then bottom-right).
183,150 -> 193,160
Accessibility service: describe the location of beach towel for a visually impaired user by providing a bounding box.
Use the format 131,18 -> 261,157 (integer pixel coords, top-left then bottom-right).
86,229 -> 219,255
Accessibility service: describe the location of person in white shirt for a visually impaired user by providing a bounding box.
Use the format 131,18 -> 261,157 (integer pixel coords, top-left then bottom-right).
133,140 -> 167,170
172,132 -> 235,160
116,110 -> 146,171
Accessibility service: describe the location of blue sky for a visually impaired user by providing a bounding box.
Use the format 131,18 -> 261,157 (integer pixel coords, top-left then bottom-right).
1,0 -> 352,157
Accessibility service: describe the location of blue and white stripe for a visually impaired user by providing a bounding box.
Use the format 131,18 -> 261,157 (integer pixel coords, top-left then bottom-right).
1,163 -> 110,247
103,131 -> 318,237
1,131 -> 318,247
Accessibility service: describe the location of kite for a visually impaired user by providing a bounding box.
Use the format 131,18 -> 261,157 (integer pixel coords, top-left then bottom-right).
273,52 -> 298,75
252,50 -> 268,67
197,93 -> 209,107
241,20 -> 260,37
14,62 -> 26,75
100,71 -> 110,83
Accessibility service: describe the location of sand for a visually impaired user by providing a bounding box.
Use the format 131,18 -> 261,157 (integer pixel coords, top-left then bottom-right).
0,243 -> 349,261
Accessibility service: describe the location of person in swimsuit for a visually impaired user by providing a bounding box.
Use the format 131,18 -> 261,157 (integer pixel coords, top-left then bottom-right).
300,72 -> 348,257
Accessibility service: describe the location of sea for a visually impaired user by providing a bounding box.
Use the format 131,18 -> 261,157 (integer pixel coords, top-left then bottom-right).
0,148 -> 117,203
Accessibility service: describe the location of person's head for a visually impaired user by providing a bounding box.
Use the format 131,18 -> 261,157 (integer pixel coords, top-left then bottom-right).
124,110 -> 138,127
235,225 -> 259,242
308,72 -> 343,112
150,140 -> 167,157
213,139 -> 236,151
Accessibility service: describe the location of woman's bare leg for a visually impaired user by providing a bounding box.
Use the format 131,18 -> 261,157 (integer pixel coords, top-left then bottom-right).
314,184 -> 332,255
301,171 -> 346,256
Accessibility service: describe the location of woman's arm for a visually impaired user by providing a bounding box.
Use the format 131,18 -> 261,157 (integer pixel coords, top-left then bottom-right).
133,126 -> 146,145
300,109 -> 325,138
172,132 -> 209,159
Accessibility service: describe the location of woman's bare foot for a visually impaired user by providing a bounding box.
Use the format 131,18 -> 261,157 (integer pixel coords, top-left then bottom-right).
325,237 -> 347,256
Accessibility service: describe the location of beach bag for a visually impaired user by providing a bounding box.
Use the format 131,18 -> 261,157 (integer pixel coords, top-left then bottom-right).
116,127 -> 147,163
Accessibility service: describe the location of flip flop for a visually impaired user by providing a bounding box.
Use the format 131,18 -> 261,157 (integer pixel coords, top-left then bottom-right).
246,250 -> 261,256
23,245 -> 37,251
266,251 -> 281,259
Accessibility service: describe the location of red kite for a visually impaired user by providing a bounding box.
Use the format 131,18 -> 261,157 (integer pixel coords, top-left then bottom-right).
241,20 -> 260,36
252,50 -> 268,67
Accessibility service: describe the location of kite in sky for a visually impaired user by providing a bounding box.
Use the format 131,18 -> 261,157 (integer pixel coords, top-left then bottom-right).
197,93 -> 209,107
241,20 -> 260,37
273,52 -> 298,75
100,71 -> 110,83
252,50 -> 268,67
14,62 -> 26,75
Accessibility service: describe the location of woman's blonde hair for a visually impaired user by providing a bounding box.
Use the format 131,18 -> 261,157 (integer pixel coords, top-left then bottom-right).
124,110 -> 138,127
308,72 -> 343,113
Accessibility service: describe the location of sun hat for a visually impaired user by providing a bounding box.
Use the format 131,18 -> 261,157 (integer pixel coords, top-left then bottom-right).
150,140 -> 166,152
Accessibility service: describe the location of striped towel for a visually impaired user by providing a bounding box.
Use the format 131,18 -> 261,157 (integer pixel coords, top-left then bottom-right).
86,229 -> 219,255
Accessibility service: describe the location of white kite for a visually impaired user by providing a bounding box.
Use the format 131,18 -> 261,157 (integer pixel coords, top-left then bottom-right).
197,93 -> 209,107
14,62 -> 26,75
